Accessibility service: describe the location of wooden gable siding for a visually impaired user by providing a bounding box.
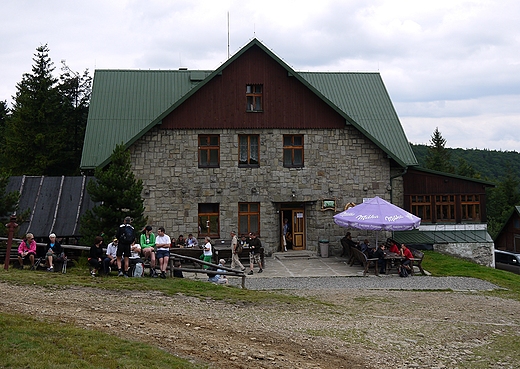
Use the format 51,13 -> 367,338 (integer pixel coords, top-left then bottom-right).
403,169 -> 489,195
162,45 -> 346,130
495,213 -> 520,252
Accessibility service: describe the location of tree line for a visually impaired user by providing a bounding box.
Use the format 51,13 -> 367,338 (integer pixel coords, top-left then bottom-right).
413,127 -> 520,238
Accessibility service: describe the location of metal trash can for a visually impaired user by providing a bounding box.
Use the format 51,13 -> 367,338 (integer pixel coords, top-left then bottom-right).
319,240 -> 329,258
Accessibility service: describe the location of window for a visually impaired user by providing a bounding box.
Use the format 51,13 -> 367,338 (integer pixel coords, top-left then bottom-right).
238,202 -> 260,237
198,135 -> 219,168
246,84 -> 262,112
461,195 -> 480,222
239,135 -> 259,167
198,203 -> 219,238
435,195 -> 455,222
410,195 -> 431,222
283,135 -> 304,168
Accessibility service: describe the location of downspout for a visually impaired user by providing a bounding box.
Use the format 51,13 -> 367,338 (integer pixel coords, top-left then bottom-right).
390,166 -> 408,240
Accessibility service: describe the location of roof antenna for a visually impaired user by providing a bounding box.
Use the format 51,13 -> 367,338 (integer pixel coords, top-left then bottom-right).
227,11 -> 230,59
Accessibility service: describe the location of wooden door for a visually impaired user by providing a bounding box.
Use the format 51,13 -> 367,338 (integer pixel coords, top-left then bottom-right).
292,210 -> 305,250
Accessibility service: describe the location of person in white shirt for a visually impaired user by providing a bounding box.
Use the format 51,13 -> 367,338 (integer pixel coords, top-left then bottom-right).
103,238 -> 118,275
155,227 -> 171,279
186,233 -> 199,248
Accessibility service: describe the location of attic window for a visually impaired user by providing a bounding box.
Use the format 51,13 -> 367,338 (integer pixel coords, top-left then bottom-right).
246,84 -> 262,112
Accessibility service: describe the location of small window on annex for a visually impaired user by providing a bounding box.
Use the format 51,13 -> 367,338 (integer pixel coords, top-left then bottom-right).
461,195 -> 480,222
239,135 -> 259,167
246,84 -> 262,112
198,203 -> 220,238
238,202 -> 260,237
198,135 -> 219,168
435,195 -> 455,222
283,135 -> 304,168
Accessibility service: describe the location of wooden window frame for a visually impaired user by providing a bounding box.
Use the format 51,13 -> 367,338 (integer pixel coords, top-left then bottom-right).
461,194 -> 481,222
246,84 -> 263,112
238,202 -> 260,237
198,134 -> 220,168
239,134 -> 260,168
198,203 -> 220,238
283,134 -> 304,168
435,195 -> 456,222
410,195 -> 432,222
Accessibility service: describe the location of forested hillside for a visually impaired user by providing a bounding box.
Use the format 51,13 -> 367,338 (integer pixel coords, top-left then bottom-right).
411,144 -> 520,183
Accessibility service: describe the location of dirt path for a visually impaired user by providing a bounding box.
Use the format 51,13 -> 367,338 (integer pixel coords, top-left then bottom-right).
2,282 -> 520,368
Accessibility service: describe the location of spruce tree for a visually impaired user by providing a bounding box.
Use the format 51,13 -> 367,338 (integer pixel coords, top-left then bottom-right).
0,170 -> 20,237
425,127 -> 455,173
79,144 -> 147,246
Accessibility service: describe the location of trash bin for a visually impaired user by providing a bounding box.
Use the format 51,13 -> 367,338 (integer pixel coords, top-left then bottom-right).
319,240 -> 329,258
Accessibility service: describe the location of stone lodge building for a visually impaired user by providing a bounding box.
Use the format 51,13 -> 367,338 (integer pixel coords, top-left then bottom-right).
81,38 -> 418,255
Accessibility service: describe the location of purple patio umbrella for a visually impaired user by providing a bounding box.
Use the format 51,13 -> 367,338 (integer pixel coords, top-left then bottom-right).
333,196 -> 421,237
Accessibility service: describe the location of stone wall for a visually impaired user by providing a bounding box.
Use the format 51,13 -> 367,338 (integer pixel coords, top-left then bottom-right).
130,126 -> 402,254
434,242 -> 494,267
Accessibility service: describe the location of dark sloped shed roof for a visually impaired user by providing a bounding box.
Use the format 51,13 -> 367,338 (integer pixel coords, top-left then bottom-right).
7,176 -> 96,239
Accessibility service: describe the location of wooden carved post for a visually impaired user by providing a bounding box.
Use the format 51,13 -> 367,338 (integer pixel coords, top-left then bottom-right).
4,215 -> 18,271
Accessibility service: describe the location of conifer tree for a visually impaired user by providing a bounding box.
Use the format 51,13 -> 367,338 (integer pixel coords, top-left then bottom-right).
425,127 -> 455,173
79,144 -> 147,246
0,170 -> 20,237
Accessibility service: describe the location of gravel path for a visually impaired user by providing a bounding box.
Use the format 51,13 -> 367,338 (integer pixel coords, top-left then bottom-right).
227,275 -> 500,291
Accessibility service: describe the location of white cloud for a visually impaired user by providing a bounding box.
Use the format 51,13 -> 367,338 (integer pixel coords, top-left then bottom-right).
1,0 -> 519,151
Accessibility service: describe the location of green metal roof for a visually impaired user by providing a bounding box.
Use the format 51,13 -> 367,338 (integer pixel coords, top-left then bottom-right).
393,229 -> 492,245
81,38 -> 417,169
299,72 -> 418,167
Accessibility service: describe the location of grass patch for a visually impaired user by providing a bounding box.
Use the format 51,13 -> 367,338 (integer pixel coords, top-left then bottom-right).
305,328 -> 369,345
0,263 -> 307,306
422,251 -> 520,300
460,328 -> 520,368
0,313 -> 205,369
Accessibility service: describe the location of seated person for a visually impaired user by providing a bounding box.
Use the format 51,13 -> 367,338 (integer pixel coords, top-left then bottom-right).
103,238 -> 119,275
388,240 -> 400,254
186,233 -> 199,248
45,233 -> 63,272
373,243 -> 387,274
400,243 -> 413,271
208,259 -> 228,284
360,239 -> 374,258
140,225 -> 157,277
176,234 -> 186,248
340,232 -> 358,257
88,236 -> 104,277
17,233 -> 37,269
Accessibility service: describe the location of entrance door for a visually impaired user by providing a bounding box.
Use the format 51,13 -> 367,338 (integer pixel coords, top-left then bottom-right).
291,210 -> 305,250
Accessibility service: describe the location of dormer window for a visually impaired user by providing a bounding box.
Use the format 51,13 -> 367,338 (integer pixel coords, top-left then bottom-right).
246,84 -> 263,112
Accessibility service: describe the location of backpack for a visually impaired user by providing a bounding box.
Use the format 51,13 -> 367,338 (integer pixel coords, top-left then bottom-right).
133,262 -> 144,277
120,225 -> 135,243
236,242 -> 243,254
398,265 -> 409,278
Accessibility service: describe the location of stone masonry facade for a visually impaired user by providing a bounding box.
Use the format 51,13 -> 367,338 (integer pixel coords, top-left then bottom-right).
130,125 -> 402,255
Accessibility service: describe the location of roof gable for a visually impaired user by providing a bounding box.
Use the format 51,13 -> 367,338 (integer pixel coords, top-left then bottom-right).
81,38 -> 417,169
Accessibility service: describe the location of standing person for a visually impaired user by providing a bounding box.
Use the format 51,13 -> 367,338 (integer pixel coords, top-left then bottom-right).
88,236 -> 104,277
17,233 -> 37,270
230,231 -> 245,271
116,216 -> 135,277
186,233 -> 198,248
247,232 -> 263,275
282,218 -> 290,252
140,225 -> 157,277
201,236 -> 213,269
103,238 -> 118,275
45,233 -> 62,272
155,227 -> 171,279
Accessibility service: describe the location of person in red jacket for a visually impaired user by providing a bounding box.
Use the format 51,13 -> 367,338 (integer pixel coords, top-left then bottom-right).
17,233 -> 37,269
400,243 -> 413,271
388,241 -> 400,254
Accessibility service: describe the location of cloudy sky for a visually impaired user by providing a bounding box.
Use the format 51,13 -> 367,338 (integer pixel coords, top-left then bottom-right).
2,0 -> 519,151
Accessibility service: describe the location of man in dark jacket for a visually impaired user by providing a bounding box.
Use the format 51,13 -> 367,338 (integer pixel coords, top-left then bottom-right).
116,216 -> 135,277
247,232 -> 263,275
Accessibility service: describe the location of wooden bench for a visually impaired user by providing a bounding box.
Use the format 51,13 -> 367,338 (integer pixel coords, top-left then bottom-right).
350,247 -> 379,276
408,247 -> 425,275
